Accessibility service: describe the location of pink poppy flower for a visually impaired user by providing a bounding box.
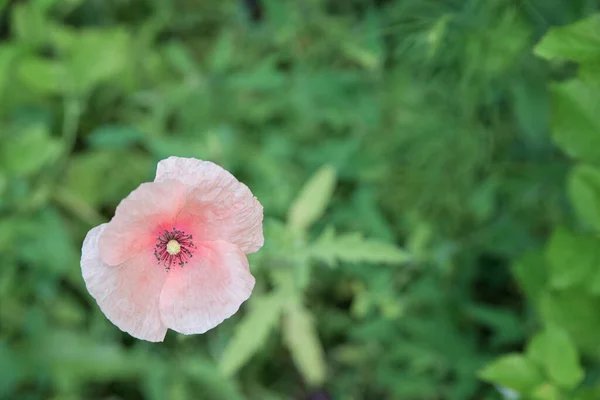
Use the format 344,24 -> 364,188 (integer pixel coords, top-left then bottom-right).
80,157 -> 263,342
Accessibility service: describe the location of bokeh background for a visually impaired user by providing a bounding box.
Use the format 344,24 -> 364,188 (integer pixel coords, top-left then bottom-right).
2,0 -> 600,399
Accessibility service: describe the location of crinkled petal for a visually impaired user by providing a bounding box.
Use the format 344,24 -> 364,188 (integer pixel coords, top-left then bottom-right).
155,157 -> 263,254
82,224 -> 168,342
98,179 -> 187,266
158,240 -> 255,335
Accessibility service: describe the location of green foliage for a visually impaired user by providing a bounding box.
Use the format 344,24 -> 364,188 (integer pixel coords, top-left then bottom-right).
545,226 -> 600,289
2,0 -> 600,399
568,164 -> 600,230
526,327 -> 584,390
219,293 -> 283,377
479,353 -> 543,394
282,301 -> 327,387
551,79 -> 600,163
481,10 -> 600,400
288,165 -> 337,232
310,227 -> 411,266
1,123 -> 62,176
535,14 -> 600,63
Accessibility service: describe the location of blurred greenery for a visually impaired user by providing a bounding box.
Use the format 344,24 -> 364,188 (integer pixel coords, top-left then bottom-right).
1,0 -> 600,399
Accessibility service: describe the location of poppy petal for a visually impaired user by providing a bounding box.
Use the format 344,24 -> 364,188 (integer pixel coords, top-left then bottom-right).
98,179 -> 187,266
158,240 -> 255,335
155,157 -> 263,254
82,224 -> 169,342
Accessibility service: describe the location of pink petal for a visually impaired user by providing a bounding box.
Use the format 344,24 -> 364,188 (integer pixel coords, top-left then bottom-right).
155,157 -> 263,254
98,179 -> 187,266
81,224 -> 168,342
158,240 -> 255,335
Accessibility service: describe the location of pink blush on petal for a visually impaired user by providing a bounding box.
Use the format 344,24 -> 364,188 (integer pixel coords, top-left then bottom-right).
98,180 -> 188,266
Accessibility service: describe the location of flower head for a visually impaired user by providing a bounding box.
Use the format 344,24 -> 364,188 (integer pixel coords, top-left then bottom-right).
80,157 -> 263,342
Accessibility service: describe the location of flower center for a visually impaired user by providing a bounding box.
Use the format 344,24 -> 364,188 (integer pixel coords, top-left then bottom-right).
154,228 -> 195,270
166,240 -> 180,255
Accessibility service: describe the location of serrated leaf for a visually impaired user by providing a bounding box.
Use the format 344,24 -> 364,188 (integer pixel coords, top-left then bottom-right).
568,164 -> 600,230
219,293 -> 283,376
534,14 -> 600,63
526,326 -> 584,390
310,227 -> 410,266
545,226 -> 600,290
283,303 -> 326,386
551,79 -> 600,163
479,354 -> 543,394
288,165 -> 337,231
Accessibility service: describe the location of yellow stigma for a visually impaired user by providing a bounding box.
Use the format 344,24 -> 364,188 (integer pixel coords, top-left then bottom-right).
166,240 -> 181,255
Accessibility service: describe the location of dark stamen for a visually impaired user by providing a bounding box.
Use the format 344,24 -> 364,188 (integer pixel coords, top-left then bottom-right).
154,227 -> 196,271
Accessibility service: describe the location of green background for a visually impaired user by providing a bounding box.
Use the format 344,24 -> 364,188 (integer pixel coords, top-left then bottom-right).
1,0 -> 600,399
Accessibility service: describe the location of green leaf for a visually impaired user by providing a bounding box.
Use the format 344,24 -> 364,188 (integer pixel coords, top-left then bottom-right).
209,31 -> 235,72
72,28 -> 131,93
0,45 -> 18,94
540,289 -> 600,357
0,340 -> 21,397
588,267 -> 600,294
12,2 -> 50,47
17,56 -> 66,95
283,302 -> 326,386
63,150 -> 152,207
572,388 -> 600,400
288,165 -> 337,231
535,14 -> 600,63
580,61 -> 600,85
183,357 -> 245,400
0,171 -> 6,201
568,164 -> 600,230
310,227 -> 411,266
551,79 -> 600,163
41,330 -> 144,381
531,383 -> 561,400
47,27 -> 132,94
526,326 -> 584,390
219,293 -> 283,376
466,306 -> 524,347
147,136 -> 207,160
19,208 -> 77,275
88,125 -> 143,149
512,251 -> 548,302
164,40 -> 200,78
479,353 -> 543,394
0,123 -> 61,176
545,226 -> 600,289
